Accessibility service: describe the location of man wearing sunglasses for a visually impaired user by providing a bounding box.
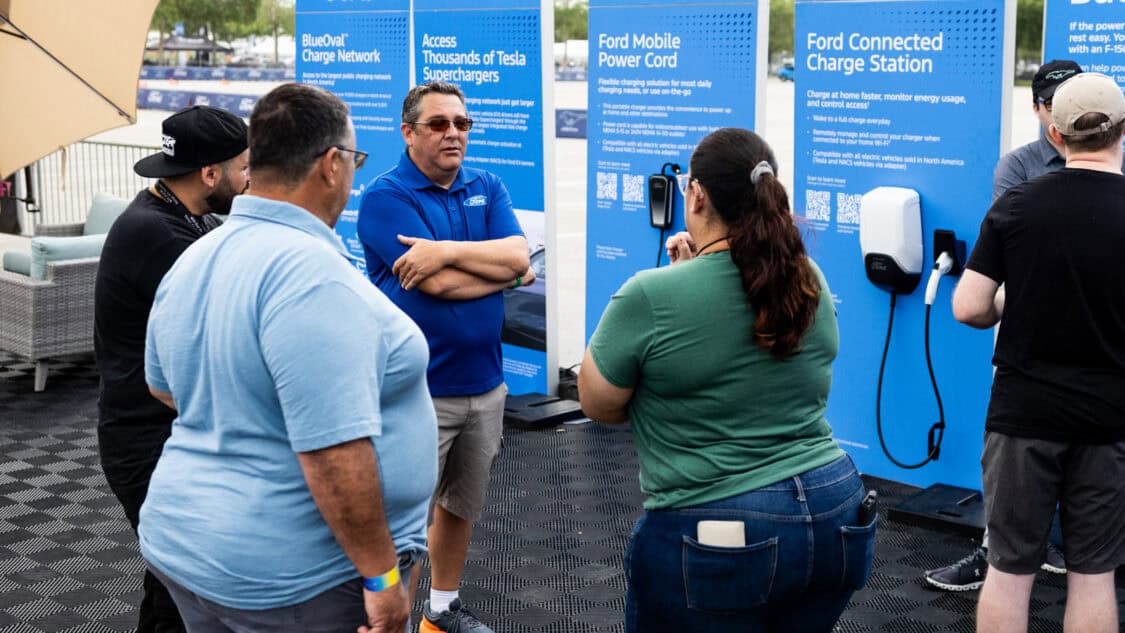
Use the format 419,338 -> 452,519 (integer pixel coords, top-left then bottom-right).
357,81 -> 534,633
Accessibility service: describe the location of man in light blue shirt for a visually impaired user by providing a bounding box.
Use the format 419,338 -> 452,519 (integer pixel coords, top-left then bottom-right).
142,83 -> 437,633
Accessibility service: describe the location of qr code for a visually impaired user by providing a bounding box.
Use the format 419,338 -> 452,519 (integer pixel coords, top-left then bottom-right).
836,192 -> 862,225
622,174 -> 644,203
805,189 -> 830,221
596,172 -> 618,200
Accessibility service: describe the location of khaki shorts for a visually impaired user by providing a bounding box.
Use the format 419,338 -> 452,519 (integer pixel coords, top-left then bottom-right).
432,383 -> 507,521
982,431 -> 1125,574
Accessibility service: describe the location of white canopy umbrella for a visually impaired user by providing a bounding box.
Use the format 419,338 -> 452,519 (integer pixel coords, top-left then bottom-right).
0,0 -> 159,179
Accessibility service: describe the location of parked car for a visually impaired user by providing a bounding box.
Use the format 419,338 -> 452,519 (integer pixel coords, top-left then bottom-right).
502,248 -> 546,351
778,62 -> 795,82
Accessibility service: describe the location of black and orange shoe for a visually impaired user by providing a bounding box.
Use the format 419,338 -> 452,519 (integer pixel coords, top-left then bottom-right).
420,599 -> 495,633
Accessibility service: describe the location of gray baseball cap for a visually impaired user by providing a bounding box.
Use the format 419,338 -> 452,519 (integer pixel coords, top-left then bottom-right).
1051,73 -> 1125,137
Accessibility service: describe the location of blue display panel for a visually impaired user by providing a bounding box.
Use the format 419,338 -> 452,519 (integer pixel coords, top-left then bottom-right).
1043,0 -> 1125,90
793,0 -> 1010,489
585,0 -> 763,342
296,0 -> 411,264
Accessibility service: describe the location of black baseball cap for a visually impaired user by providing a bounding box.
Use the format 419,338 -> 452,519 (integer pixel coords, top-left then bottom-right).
1032,60 -> 1083,102
134,106 -> 249,178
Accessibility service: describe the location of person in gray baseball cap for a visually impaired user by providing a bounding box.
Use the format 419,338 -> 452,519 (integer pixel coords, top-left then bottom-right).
95,105 -> 249,633
954,71 -> 1125,633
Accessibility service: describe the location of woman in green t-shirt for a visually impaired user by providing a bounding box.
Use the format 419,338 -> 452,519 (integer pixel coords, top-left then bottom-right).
580,128 -> 875,632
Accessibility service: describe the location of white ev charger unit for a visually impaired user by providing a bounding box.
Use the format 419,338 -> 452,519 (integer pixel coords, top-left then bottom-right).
857,185 -> 979,532
859,187 -> 923,294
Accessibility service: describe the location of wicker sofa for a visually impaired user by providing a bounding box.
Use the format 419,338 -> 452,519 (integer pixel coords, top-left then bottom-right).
0,194 -> 128,391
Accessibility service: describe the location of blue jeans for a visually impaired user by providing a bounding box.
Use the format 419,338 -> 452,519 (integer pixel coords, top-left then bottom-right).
624,455 -> 875,633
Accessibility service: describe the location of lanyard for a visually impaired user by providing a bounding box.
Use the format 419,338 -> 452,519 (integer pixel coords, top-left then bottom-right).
153,180 -> 207,237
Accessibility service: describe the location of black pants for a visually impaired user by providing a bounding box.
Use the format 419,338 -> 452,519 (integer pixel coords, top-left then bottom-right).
99,427 -> 185,633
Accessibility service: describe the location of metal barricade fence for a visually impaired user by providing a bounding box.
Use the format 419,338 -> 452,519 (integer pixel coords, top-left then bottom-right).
25,141 -> 158,231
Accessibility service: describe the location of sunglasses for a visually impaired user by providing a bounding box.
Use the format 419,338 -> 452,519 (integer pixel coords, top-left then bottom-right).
315,145 -> 368,169
411,117 -> 474,133
676,173 -> 695,196
1036,97 -> 1053,113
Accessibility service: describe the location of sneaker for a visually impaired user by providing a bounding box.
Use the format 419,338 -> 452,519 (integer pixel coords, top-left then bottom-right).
420,598 -> 495,633
923,547 -> 988,591
1041,543 -> 1066,575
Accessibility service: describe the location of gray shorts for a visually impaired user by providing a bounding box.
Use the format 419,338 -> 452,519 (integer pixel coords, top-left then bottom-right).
148,553 -> 417,633
982,431 -> 1125,574
433,383 -> 507,521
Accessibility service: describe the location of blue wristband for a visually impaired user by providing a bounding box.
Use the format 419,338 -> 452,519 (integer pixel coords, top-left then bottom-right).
362,565 -> 400,592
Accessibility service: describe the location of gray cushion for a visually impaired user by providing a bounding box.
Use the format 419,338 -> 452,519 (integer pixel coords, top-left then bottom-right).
2,251 -> 31,276
29,234 -> 105,280
83,192 -> 129,235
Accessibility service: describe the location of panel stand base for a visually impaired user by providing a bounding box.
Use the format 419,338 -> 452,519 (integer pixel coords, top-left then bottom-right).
887,483 -> 986,537
503,393 -> 586,429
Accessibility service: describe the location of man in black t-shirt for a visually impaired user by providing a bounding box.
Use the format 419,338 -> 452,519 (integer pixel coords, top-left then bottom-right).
94,106 -> 248,633
953,73 -> 1125,633
922,60 -> 1085,593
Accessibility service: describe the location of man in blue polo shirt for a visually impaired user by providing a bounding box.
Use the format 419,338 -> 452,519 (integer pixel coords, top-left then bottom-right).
142,83 -> 436,633
357,81 -> 533,633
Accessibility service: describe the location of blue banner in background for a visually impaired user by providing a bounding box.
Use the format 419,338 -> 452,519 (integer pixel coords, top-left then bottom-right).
1043,0 -> 1125,90
793,0 -> 1006,490
140,66 -> 295,81
414,0 -> 549,395
557,68 -> 588,81
296,0 -> 411,264
136,89 -> 257,116
138,88 -> 192,112
555,109 -> 587,138
585,0 -> 762,342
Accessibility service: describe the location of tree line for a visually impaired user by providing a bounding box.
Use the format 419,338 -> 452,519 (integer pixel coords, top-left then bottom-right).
553,0 -> 1045,64
149,0 -> 1046,68
150,0 -> 295,63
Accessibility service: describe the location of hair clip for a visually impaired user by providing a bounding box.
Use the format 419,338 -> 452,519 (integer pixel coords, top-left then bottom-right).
750,161 -> 774,185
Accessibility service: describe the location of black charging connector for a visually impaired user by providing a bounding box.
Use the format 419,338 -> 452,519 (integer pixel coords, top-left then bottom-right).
933,229 -> 966,276
649,163 -> 681,230
652,163 -> 681,267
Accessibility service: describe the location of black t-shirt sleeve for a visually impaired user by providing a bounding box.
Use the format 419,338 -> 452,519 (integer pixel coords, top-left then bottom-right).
966,193 -> 1011,283
134,223 -> 195,304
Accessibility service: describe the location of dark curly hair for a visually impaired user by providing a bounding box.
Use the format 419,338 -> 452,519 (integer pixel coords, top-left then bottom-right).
690,128 -> 820,358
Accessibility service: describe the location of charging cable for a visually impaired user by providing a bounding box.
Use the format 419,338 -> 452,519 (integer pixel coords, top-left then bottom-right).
925,252 -> 954,306
874,251 -> 954,469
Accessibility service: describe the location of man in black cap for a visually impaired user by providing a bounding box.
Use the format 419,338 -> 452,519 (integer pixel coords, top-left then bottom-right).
921,61 -> 1084,594
990,59 -> 1083,198
94,105 -> 249,633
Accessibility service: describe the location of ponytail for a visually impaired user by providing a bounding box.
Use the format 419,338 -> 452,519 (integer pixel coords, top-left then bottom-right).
730,171 -> 819,358
691,128 -> 820,359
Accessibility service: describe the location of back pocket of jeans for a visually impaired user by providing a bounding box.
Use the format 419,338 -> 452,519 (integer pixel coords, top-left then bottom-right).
682,535 -> 777,612
839,519 -> 876,590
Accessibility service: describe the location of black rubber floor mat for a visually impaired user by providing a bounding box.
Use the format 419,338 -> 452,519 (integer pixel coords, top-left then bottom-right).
1,351 -> 1117,632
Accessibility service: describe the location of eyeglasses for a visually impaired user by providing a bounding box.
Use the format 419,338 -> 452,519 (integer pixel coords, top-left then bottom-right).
410,117 -> 474,133
315,145 -> 368,169
1036,98 -> 1053,113
676,174 -> 695,196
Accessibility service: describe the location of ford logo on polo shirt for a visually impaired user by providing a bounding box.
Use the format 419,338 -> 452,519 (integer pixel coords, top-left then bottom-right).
465,195 -> 487,207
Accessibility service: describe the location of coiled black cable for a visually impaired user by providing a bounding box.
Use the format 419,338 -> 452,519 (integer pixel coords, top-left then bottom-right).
875,292 -> 946,469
